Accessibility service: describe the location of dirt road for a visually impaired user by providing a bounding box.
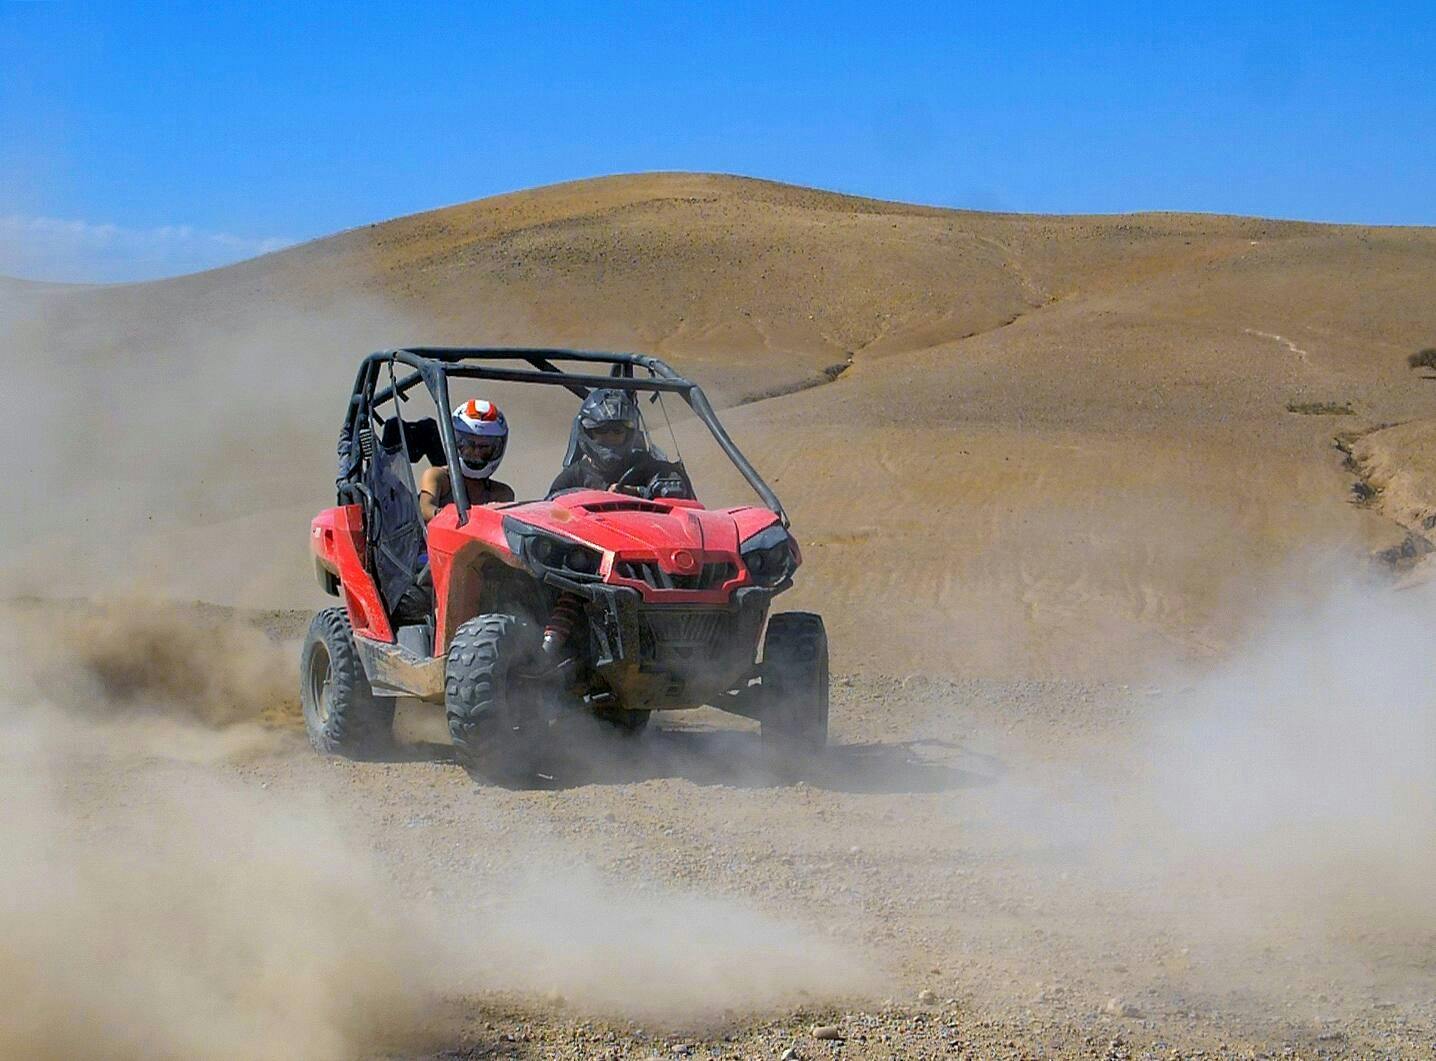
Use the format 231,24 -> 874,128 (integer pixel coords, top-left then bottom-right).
6,597 -> 1432,1060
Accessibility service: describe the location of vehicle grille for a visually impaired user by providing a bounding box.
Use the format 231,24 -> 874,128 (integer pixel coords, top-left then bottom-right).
640,609 -> 729,647
617,560 -> 736,591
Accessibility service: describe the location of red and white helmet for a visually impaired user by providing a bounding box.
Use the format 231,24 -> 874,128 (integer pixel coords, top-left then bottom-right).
452,398 -> 508,480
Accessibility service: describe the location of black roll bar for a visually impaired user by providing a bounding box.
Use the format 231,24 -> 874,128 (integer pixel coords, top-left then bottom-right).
344,347 -> 788,528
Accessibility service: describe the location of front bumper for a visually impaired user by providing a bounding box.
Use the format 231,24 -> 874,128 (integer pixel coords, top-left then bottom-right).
544,570 -> 782,708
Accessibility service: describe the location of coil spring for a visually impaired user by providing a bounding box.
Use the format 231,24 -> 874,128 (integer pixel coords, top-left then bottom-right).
543,592 -> 584,652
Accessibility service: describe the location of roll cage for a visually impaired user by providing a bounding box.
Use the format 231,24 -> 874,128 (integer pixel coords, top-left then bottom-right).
336,347 -> 787,526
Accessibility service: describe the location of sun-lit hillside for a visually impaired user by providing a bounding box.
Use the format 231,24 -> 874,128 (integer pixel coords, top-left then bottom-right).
5,173 -> 1436,678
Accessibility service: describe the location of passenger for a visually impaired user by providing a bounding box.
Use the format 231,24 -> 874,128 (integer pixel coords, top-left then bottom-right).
419,398 -> 515,522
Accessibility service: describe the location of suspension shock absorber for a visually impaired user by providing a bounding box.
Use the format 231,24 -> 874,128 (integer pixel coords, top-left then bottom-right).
542,592 -> 584,655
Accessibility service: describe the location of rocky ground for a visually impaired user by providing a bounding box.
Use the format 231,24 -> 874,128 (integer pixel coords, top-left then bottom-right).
5,598 -> 1433,1059
210,628 -> 1436,1057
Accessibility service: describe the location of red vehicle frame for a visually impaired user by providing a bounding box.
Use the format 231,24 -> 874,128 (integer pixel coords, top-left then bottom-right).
309,348 -> 811,717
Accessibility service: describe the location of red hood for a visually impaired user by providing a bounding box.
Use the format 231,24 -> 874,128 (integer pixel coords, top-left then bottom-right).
427,490 -> 789,608
502,491 -> 770,557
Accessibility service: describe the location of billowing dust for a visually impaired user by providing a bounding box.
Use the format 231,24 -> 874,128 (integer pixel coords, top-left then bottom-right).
11,597 -> 300,727
934,569 -> 1436,1018
1144,575 -> 1436,936
0,601 -> 875,1060
0,713 -> 432,1060
0,281 -> 590,610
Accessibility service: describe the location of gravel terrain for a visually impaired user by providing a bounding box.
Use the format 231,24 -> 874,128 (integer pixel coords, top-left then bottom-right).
10,597 -> 1426,1060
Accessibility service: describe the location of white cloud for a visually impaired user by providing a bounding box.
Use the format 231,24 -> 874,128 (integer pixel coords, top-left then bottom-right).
0,213 -> 296,283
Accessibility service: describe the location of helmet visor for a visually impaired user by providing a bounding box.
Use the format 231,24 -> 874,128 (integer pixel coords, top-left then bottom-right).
458,435 -> 504,466
586,424 -> 633,448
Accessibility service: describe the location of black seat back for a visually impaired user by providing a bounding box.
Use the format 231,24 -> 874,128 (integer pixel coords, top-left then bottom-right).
380,416 -> 446,467
364,422 -> 429,616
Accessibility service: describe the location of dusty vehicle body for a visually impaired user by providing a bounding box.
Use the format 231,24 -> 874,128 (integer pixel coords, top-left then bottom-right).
302,348 -> 827,781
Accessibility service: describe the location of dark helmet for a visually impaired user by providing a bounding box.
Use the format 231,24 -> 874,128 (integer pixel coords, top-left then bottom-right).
575,388 -> 646,475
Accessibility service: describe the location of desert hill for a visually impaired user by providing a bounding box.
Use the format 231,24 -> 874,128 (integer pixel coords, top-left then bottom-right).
4,172 -> 1436,679
6,173 -> 1381,400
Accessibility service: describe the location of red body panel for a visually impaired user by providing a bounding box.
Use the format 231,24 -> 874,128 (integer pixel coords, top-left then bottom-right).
724,505 -> 787,546
311,505 -> 393,642
496,490 -> 781,600
502,491 -> 776,554
314,490 -> 791,654
423,503 -> 525,653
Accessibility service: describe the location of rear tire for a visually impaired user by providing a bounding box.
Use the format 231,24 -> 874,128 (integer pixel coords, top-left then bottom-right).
300,607 -> 395,758
761,612 -> 829,754
445,614 -> 544,785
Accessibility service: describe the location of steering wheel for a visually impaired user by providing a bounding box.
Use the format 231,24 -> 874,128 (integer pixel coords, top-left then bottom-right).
611,463 -> 651,493
611,460 -> 692,499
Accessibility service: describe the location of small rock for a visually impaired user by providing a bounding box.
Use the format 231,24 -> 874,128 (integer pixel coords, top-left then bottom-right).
1103,997 -> 1141,1017
670,1045 -> 692,1056
780,1049 -> 800,1061
812,1024 -> 844,1041
917,988 -> 938,1005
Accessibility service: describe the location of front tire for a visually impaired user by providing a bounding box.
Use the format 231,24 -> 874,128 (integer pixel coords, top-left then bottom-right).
761,612 -> 829,754
445,613 -> 544,784
300,607 -> 395,758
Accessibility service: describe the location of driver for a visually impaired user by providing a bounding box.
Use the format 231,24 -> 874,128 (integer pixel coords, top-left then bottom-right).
547,387 -> 684,496
419,398 -> 515,522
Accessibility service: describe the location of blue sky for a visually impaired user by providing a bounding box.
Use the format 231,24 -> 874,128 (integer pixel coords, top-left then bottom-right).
2,2 -> 1433,281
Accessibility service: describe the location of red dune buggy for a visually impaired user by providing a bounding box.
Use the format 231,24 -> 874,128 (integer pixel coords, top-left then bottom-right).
302,348 -> 827,782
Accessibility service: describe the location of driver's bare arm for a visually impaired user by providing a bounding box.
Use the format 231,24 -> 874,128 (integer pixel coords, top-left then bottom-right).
418,466 -> 449,523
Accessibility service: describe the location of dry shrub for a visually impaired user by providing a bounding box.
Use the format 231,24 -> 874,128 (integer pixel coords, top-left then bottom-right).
1406,346 -> 1436,370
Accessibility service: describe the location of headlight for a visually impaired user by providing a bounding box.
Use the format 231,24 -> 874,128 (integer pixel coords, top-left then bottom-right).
740,523 -> 795,586
503,517 -> 604,580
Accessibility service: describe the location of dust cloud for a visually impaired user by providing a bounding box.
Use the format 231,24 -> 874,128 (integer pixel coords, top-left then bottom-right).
966,567 -> 1436,1011
0,718 -> 434,1060
0,281 -> 407,608
1142,573 -> 1436,943
11,596 -> 300,728
0,607 -> 431,1058
448,852 -> 876,1022
0,609 -> 874,1058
